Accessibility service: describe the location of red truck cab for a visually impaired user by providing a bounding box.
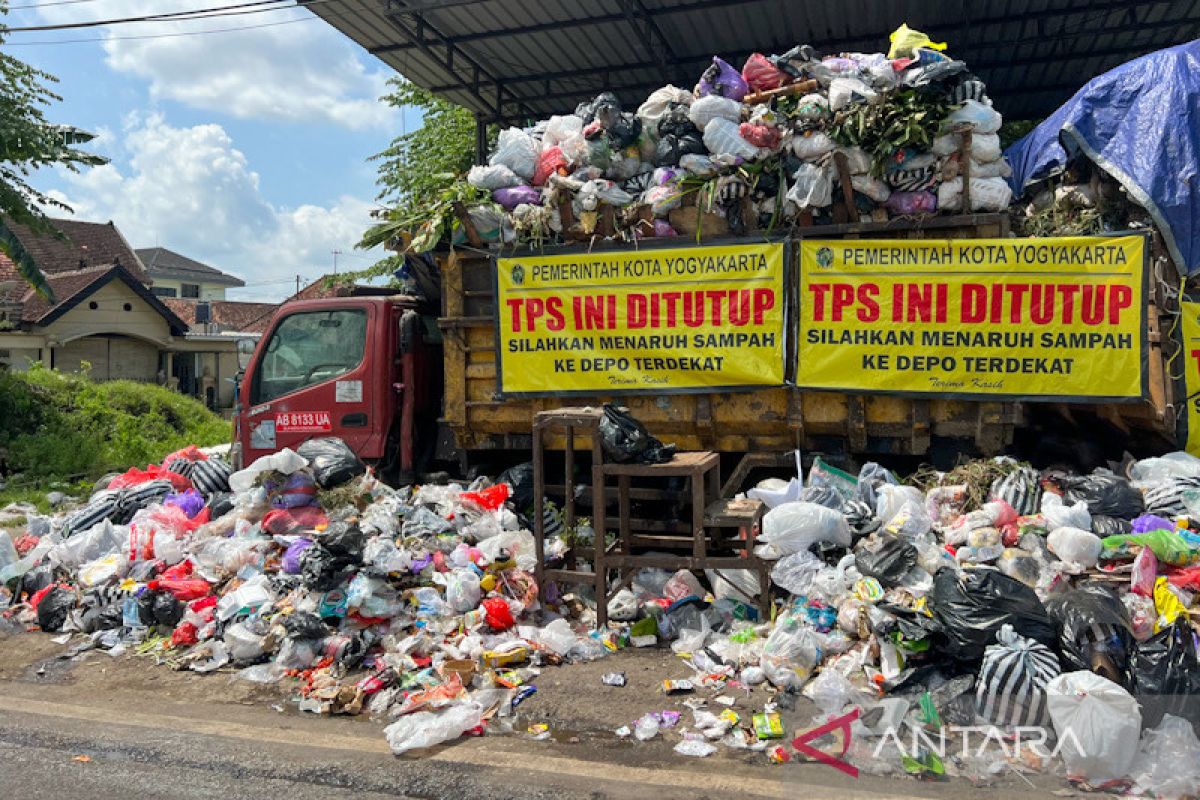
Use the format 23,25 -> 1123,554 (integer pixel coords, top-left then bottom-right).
234,295 -> 440,483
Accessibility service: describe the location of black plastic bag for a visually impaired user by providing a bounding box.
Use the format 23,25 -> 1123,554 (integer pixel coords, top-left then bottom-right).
798,485 -> 844,511
608,113 -> 642,149
19,564 -> 53,598
207,492 -> 235,519
497,462 -> 535,511
1133,619 -> 1200,727
297,437 -> 366,489
598,404 -> 675,465
320,522 -> 366,561
1090,515 -> 1132,537
1044,585 -> 1136,690
80,602 -> 122,634
282,611 -> 330,641
654,132 -> 705,167
855,462 -> 898,508
575,92 -> 621,127
855,535 -> 918,588
137,589 -> 183,628
876,602 -> 944,644
300,545 -> 355,592
36,586 -> 75,632
1061,472 -> 1145,520
927,568 -> 1058,664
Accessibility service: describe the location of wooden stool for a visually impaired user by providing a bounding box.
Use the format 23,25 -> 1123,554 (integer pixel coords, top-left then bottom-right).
531,408 -> 608,625
704,496 -> 771,619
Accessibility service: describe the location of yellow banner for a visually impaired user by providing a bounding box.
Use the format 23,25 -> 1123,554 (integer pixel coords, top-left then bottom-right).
1181,300 -> 1200,455
797,236 -> 1146,400
496,242 -> 786,395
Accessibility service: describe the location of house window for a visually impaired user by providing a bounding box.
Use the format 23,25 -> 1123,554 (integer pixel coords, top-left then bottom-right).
181,283 -> 200,298
151,287 -> 178,298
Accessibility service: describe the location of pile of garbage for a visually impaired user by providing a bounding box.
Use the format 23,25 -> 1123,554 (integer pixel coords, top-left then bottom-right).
433,24 -> 1013,249
3,438 -> 1200,794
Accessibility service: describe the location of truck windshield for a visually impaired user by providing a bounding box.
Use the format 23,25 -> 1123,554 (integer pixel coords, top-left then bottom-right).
251,309 -> 367,403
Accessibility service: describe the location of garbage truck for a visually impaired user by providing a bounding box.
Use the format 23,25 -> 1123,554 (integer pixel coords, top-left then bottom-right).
233,212 -> 1180,485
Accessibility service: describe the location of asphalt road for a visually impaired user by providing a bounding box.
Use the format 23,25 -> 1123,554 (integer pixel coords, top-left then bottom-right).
0,631 -> 1064,800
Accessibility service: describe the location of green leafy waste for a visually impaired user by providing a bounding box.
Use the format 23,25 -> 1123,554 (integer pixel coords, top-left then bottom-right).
0,364 -> 230,487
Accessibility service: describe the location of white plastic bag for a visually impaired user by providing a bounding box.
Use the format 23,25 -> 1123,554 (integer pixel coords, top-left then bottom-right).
839,146 -> 872,174
937,176 -> 1012,212
1047,527 -> 1102,572
535,617 -> 577,656
703,117 -> 759,160
444,569 -> 481,613
705,568 -> 760,602
1131,452 -> 1200,488
637,85 -> 692,131
467,164 -> 521,190
384,702 -> 483,755
786,163 -> 833,209
755,501 -> 851,559
1041,493 -> 1092,531
490,128 -> 538,179
874,484 -> 926,525
789,130 -> 836,161
948,99 -> 1003,134
688,94 -> 741,129
969,132 -> 1003,162
229,448 -> 307,493
747,450 -> 803,508
770,551 -> 823,595
1046,671 -> 1141,783
1130,715 -> 1200,800
850,174 -> 891,203
679,153 -> 718,177
48,519 -> 124,568
759,614 -> 822,690
828,77 -> 876,111
969,158 -> 1012,179
932,133 -> 960,156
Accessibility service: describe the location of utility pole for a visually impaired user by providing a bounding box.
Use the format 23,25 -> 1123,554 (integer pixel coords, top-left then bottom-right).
332,249 -> 342,275
295,274 -> 301,296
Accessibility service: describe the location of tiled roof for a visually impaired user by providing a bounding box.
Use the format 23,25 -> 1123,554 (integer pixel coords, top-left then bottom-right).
135,247 -> 246,287
19,264 -> 188,334
162,298 -> 278,334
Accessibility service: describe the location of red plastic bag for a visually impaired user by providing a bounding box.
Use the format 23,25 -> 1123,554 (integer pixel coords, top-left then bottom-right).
170,622 -> 198,648
1132,546 -> 1158,596
148,577 -> 211,601
147,503 -> 209,535
739,122 -> 780,149
533,146 -> 567,186
108,464 -> 192,493
460,483 -> 510,511
262,506 -> 329,536
160,560 -> 193,581
1166,564 -> 1200,591
481,597 -> 514,631
162,445 -> 208,467
742,52 -> 786,92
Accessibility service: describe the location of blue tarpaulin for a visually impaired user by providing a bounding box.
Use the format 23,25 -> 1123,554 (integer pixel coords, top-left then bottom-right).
1005,41 -> 1200,276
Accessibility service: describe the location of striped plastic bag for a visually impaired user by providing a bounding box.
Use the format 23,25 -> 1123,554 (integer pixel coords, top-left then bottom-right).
975,623 -> 1060,728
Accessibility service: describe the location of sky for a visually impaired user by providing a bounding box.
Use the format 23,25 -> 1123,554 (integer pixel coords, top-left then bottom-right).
3,0 -> 407,301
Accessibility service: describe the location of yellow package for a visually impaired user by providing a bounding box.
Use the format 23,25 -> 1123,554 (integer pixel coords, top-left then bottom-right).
1154,576 -> 1188,632
888,24 -> 948,59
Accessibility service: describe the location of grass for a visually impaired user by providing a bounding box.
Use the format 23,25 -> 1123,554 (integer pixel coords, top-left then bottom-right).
0,364 -> 231,511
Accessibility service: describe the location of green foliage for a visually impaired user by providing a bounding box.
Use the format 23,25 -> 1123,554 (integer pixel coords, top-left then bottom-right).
0,2 -> 106,299
998,118 -> 1041,150
354,80 -> 494,266
830,89 -> 952,173
0,364 -> 230,482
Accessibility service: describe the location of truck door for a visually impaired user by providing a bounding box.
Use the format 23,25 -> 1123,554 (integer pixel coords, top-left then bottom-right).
243,305 -> 376,460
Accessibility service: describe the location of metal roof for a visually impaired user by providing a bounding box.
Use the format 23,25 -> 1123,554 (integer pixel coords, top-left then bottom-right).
306,0 -> 1200,125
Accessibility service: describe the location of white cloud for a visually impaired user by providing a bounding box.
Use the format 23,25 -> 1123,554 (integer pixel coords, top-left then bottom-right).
36,1 -> 396,130
50,114 -> 383,301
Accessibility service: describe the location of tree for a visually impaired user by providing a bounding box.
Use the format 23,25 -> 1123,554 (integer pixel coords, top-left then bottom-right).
1,2 -> 106,300
355,79 -> 492,270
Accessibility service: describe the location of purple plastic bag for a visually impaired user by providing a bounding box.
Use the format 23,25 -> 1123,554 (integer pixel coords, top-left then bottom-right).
1132,513 -> 1174,534
165,488 -> 205,519
697,57 -> 748,101
652,219 -> 677,237
885,191 -> 937,215
493,185 -> 541,210
282,538 -> 313,574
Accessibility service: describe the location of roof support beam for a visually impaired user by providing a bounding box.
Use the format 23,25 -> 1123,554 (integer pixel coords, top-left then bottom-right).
615,0 -> 678,85
370,0 -> 1178,54
379,2 -> 536,122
